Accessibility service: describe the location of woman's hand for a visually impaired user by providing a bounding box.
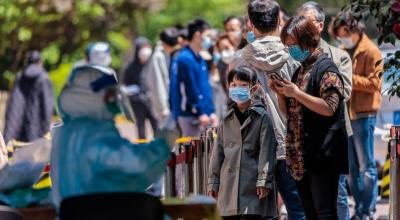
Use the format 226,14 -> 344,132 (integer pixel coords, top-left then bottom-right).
256,186 -> 269,200
268,80 -> 288,117
268,80 -> 280,94
208,190 -> 218,199
274,80 -> 301,98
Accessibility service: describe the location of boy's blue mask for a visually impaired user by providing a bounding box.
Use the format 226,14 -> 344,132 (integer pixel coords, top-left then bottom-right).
229,87 -> 250,103
246,31 -> 256,43
288,45 -> 311,62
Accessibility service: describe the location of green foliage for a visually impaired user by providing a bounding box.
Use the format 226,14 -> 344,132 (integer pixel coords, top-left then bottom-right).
49,63 -> 73,100
0,0 -> 140,90
348,0 -> 400,97
136,0 -> 246,42
278,0 -> 350,14
0,0 -> 354,93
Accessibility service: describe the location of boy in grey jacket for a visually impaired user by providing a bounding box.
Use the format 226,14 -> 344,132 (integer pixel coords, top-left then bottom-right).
208,67 -> 277,219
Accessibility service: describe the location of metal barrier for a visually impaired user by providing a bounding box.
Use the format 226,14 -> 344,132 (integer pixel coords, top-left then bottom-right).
389,126 -> 400,220
163,128 -> 217,199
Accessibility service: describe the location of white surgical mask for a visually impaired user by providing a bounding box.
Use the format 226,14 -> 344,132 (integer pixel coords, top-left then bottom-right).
221,50 -> 235,64
138,47 -> 152,63
233,31 -> 242,38
339,37 -> 356,49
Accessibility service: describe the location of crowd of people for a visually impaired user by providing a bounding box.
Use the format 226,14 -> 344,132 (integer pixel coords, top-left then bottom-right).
135,0 -> 380,219
1,0 -> 385,219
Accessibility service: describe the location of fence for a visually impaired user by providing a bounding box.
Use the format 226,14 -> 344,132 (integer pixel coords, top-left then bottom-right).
163,127 -> 217,199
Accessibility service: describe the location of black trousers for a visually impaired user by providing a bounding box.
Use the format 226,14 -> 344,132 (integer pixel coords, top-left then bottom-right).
131,100 -> 158,139
223,215 -> 261,220
295,170 -> 340,220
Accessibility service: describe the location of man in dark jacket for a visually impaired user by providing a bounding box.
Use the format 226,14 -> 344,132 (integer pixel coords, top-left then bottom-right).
4,50 -> 54,143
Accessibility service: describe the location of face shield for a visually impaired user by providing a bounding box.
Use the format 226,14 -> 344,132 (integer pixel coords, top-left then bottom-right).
87,42 -> 112,66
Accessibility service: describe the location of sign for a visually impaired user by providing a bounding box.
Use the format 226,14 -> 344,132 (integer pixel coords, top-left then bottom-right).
394,111 -> 400,125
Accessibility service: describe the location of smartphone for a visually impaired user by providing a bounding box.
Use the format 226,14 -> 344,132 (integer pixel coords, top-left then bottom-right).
268,72 -> 285,82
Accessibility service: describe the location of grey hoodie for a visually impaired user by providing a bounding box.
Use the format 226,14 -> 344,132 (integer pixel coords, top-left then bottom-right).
230,36 -> 299,160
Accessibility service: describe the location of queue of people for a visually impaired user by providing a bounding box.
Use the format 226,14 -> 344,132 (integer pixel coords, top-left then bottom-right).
1,0 -> 384,219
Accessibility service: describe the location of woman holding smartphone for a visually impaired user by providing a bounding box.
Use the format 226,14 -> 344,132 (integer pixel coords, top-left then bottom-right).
269,16 -> 348,220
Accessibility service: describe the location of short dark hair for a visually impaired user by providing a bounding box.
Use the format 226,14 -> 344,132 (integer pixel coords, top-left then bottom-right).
187,18 -> 211,41
223,16 -> 244,27
332,10 -> 365,36
247,0 -> 280,34
281,15 -> 320,50
160,27 -> 179,47
227,67 -> 258,85
175,23 -> 188,40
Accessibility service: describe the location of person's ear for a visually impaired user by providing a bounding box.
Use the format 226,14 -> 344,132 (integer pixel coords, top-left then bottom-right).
193,31 -> 201,40
247,20 -> 253,31
343,27 -> 351,36
319,22 -> 324,32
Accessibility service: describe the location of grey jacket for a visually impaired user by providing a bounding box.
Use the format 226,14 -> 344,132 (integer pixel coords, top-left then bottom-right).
320,39 -> 353,136
208,100 -> 278,217
143,43 -> 170,123
230,36 -> 299,160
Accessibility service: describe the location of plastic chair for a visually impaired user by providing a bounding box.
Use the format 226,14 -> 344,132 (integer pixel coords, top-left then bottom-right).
59,192 -> 164,220
0,205 -> 23,220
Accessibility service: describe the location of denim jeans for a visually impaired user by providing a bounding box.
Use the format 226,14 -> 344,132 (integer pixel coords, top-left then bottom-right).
275,160 -> 305,220
347,117 -> 378,217
337,175 -> 350,220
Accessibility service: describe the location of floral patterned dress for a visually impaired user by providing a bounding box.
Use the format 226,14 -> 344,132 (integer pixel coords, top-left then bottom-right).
286,53 -> 344,181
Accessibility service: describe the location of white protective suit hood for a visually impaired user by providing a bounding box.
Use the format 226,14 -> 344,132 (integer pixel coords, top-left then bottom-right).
58,65 -> 118,121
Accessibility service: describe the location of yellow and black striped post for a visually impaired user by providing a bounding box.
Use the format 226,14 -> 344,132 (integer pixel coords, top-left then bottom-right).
381,152 -> 390,199
33,164 -> 52,189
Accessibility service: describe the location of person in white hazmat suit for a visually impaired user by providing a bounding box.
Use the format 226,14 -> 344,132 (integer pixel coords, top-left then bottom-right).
51,42 -> 171,207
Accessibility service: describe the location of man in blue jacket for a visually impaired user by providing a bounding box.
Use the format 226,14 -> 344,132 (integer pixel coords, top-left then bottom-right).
170,19 -> 217,137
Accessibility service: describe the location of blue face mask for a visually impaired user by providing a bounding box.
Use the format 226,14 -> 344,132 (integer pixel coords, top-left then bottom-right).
246,31 -> 256,43
213,53 -> 221,65
288,45 -> 311,62
201,36 -> 213,50
229,87 -> 250,103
